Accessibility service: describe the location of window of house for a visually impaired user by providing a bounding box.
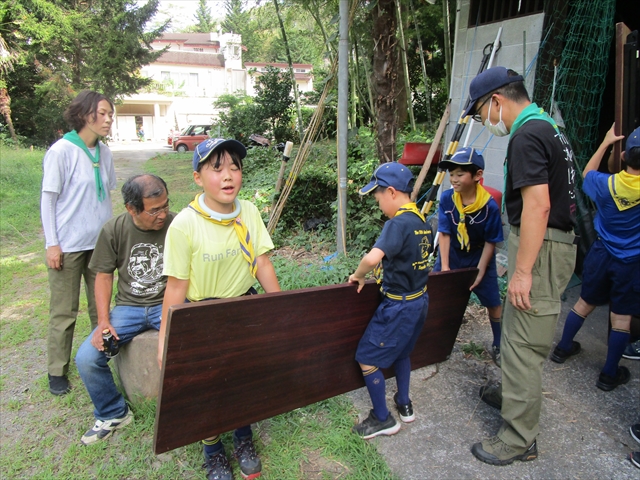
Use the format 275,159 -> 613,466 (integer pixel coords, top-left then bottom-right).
161,71 -> 170,81
193,48 -> 203,52
295,68 -> 306,73
468,0 -> 544,27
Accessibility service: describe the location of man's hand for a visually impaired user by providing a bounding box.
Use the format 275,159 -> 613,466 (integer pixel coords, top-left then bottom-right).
46,245 -> 63,270
91,323 -> 118,351
508,270 -> 532,310
349,273 -> 366,293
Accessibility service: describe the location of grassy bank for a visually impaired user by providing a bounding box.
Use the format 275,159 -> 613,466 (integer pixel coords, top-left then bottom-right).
0,144 -> 396,479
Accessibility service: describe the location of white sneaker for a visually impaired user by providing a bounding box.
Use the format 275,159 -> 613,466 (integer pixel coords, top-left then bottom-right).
81,408 -> 133,445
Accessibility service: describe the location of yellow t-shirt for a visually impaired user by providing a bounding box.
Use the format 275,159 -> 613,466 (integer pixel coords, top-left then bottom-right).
163,199 -> 274,300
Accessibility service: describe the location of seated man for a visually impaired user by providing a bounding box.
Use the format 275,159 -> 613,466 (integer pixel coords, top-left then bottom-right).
75,174 -> 174,445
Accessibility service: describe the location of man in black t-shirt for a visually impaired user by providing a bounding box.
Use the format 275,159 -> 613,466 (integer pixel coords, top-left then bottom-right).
462,67 -> 577,465
75,175 -> 174,445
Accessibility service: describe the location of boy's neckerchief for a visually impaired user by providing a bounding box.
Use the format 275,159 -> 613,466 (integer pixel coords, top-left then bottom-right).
503,103 -> 558,212
452,184 -> 492,252
373,202 -> 425,284
608,170 -> 640,211
188,194 -> 257,277
62,130 -> 106,202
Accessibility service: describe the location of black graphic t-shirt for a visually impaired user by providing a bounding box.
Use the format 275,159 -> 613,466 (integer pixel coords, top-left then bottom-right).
505,119 -> 577,231
89,211 -> 175,306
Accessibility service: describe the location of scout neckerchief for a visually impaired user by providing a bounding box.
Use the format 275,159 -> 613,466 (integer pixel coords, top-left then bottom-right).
62,130 -> 106,202
188,193 -> 257,277
373,202 -> 425,284
502,103 -> 559,212
453,184 -> 492,252
608,170 -> 640,211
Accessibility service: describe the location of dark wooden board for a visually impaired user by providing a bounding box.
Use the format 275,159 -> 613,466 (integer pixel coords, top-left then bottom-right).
154,268 -> 477,454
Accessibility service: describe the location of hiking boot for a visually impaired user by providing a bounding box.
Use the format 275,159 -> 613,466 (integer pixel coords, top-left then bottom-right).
48,374 -> 71,396
631,452 -> 640,469
492,345 -> 501,368
479,384 -> 502,410
203,451 -> 233,480
471,435 -> 538,465
80,407 -> 133,445
352,410 -> 401,439
596,366 -> 630,391
393,392 -> 415,423
631,424 -> 640,445
233,434 -> 262,479
622,340 -> 640,360
549,341 -> 581,364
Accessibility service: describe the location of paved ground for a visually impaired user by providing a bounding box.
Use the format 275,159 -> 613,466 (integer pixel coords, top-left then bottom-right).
108,140 -> 175,182
348,285 -> 640,479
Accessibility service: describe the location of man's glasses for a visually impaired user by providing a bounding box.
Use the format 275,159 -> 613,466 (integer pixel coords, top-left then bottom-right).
471,96 -> 491,123
143,202 -> 170,217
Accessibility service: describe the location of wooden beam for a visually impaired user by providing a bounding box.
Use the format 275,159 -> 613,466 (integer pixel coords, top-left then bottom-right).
614,22 -> 631,172
154,268 -> 477,454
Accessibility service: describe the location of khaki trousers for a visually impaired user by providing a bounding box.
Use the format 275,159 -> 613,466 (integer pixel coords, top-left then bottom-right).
497,232 -> 576,448
47,250 -> 98,376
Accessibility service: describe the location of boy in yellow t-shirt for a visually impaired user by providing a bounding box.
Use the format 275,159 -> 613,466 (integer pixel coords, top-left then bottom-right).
159,138 -> 280,480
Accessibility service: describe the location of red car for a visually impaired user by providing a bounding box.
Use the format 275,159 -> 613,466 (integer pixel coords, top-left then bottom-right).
172,125 -> 212,152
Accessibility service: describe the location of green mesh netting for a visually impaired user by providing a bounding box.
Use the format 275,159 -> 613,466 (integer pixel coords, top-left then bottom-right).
533,0 -> 615,173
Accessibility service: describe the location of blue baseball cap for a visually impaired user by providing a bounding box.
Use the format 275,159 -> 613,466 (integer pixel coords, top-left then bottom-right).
462,66 -> 524,118
360,162 -> 414,195
193,138 -> 246,171
438,147 -> 485,171
626,126 -> 640,151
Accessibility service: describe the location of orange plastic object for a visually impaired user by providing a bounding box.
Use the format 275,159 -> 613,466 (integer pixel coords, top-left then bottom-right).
479,178 -> 503,207
399,142 -> 442,166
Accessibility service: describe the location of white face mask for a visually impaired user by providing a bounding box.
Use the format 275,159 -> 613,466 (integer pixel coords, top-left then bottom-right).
484,100 -> 509,137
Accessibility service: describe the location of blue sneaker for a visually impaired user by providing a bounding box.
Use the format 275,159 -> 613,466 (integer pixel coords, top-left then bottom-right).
622,340 -> 640,360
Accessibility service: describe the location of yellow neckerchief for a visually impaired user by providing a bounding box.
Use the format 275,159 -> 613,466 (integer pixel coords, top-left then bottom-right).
373,202 -> 425,284
188,194 -> 257,277
608,170 -> 640,211
452,184 -> 492,252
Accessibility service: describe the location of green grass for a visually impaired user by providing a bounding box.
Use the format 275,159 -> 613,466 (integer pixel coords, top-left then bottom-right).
0,145 -> 396,479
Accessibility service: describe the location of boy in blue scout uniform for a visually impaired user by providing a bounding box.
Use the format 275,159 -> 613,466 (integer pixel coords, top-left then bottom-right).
348,162 -> 433,439
158,139 -> 281,480
432,147 -> 504,365
550,125 -> 640,393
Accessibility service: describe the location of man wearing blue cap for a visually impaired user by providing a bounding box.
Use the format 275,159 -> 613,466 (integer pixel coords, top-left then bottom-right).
348,162 -> 433,439
159,138 -> 280,480
432,147 -> 504,366
464,67 -> 578,465
550,125 -> 640,392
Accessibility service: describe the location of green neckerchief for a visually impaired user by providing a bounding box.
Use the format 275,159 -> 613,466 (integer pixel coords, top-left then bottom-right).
502,103 -> 559,212
62,130 -> 106,202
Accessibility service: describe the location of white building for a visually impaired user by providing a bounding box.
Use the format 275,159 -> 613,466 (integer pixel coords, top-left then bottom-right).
244,62 -> 314,97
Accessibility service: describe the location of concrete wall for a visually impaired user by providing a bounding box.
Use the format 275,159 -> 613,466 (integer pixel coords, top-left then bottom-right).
443,0 -> 545,193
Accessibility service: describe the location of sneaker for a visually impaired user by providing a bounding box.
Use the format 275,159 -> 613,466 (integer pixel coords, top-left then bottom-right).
352,410 -> 401,439
203,451 -> 233,480
393,392 -> 415,423
631,452 -> 640,469
630,424 -> 640,445
471,435 -> 538,465
80,408 -> 133,445
479,384 -> 502,410
48,374 -> 70,396
595,366 -> 630,391
233,435 -> 262,479
622,340 -> 640,360
549,341 -> 581,364
492,345 -> 501,368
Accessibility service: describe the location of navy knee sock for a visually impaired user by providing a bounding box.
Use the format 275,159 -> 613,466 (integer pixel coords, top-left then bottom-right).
394,357 -> 411,405
602,329 -> 630,377
557,309 -> 586,351
234,425 -> 252,441
489,317 -> 501,347
362,366 -> 388,421
203,435 -> 224,457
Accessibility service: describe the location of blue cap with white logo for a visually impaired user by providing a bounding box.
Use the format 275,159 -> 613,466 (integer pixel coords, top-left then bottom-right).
193,138 -> 246,171
359,162 -> 414,195
438,147 -> 485,171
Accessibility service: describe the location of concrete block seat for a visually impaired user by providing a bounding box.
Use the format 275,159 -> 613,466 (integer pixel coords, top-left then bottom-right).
113,329 -> 160,400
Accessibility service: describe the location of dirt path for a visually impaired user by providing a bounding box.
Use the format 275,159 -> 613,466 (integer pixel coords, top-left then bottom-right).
109,141 -> 175,181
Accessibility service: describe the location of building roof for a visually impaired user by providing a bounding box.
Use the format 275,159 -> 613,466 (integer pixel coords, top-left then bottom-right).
245,62 -> 313,69
156,51 -> 225,68
155,33 -> 220,48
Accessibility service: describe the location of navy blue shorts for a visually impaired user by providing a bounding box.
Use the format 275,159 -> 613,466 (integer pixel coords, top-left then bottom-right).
434,249 -> 501,308
355,294 -> 429,369
580,240 -> 640,315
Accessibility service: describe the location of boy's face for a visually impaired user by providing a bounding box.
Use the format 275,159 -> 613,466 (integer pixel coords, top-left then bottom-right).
373,187 -> 398,219
193,151 -> 242,213
448,167 -> 482,194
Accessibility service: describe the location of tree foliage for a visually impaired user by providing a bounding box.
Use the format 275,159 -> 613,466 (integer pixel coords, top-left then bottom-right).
193,0 -> 216,33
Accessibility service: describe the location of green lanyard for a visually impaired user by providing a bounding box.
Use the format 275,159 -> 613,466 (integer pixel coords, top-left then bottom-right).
62,130 -> 106,202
